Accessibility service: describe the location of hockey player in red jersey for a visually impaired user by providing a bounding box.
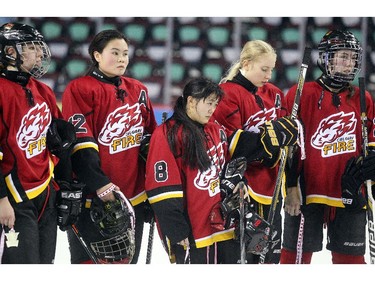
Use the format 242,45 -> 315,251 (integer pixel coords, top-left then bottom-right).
0,22 -> 74,263
61,29 -> 157,264
211,40 -> 287,264
280,30 -> 375,264
145,77 -> 299,263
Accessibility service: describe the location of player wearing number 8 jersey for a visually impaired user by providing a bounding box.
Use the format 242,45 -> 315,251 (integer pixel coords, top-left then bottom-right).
145,77 -> 299,264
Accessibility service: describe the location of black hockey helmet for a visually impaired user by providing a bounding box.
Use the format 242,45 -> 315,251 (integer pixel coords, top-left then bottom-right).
317,30 -> 362,83
89,190 -> 136,263
0,22 -> 51,78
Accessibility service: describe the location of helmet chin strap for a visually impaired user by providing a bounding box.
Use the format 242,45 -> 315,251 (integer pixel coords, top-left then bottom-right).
1,69 -> 30,86
316,74 -> 352,109
318,74 -> 349,92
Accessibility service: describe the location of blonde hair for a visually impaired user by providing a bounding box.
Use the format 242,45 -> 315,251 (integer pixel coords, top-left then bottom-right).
220,40 -> 276,83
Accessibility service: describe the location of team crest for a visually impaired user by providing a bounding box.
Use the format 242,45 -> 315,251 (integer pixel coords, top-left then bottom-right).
243,108 -> 277,132
98,103 -> 143,154
311,111 -> 357,157
193,141 -> 225,197
16,103 -> 51,159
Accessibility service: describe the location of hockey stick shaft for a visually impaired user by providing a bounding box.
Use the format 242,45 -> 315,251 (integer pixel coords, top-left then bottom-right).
267,47 -> 311,226
359,77 -> 375,264
145,111 -> 168,264
71,224 -> 99,264
145,218 -> 155,264
260,47 -> 311,264
238,181 -> 246,264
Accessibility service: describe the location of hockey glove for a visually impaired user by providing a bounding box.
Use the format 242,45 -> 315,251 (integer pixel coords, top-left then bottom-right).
220,157 -> 247,198
341,156 -> 367,211
47,119 -> 76,158
209,192 -> 242,231
139,133 -> 151,162
259,117 -> 298,167
221,192 -> 242,229
234,208 -> 276,255
362,150 -> 375,181
56,180 -> 84,231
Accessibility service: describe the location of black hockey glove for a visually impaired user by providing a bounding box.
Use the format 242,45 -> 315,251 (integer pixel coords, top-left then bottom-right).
260,117 -> 298,167
139,133 -> 151,162
341,156 -> 367,212
362,150 -> 375,181
234,207 -> 277,255
56,180 -> 84,231
47,119 -> 76,158
209,192 -> 242,231
220,157 -> 247,198
221,192 -> 242,229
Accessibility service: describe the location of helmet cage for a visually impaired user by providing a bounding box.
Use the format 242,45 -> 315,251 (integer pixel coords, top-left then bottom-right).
0,23 -> 51,78
16,40 -> 51,78
90,227 -> 135,264
318,31 -> 363,83
90,191 -> 136,263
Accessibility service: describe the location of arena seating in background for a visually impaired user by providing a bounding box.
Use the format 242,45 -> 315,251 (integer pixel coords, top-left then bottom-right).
10,17 -> 375,104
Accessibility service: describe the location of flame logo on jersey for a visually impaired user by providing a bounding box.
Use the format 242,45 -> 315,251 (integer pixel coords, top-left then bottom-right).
311,111 -> 357,157
16,103 -> 51,159
194,135 -> 225,197
98,103 -> 143,154
243,108 -> 277,133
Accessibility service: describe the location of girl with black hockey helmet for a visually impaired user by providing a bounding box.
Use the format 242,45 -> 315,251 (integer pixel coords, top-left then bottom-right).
0,22 -> 64,263
0,22 -> 51,79
280,29 -> 374,264
317,30 -> 362,90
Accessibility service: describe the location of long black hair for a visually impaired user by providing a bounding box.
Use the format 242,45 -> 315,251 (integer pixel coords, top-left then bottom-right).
166,77 -> 224,172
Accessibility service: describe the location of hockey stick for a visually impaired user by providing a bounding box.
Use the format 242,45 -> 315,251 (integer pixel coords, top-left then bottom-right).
359,77 -> 375,264
238,181 -> 246,264
295,213 -> 305,264
71,223 -> 99,264
145,111 -> 168,264
259,47 -> 311,264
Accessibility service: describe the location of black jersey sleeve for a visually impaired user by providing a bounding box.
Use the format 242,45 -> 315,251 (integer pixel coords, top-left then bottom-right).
71,147 -> 110,194
228,130 -> 264,162
0,172 -> 7,198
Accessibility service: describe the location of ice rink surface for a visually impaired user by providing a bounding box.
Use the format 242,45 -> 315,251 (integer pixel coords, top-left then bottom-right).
54,223 -> 372,265
49,222 -> 373,281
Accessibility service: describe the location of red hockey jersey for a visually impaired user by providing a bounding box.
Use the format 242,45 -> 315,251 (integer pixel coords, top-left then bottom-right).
212,82 -> 287,204
62,75 -> 157,205
0,76 -> 61,202
145,120 -> 234,248
285,81 -> 375,207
